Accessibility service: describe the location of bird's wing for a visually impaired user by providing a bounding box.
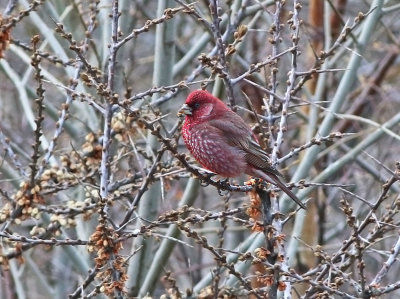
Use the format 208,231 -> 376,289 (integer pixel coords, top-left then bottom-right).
208,115 -> 282,177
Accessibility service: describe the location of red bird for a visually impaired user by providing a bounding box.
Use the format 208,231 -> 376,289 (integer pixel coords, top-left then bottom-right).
180,90 -> 306,209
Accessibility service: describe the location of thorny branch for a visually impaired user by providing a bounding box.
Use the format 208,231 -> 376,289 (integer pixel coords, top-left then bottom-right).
0,1 -> 398,298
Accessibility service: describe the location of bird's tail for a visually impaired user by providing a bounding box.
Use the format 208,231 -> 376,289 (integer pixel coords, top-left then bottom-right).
253,169 -> 306,209
269,174 -> 306,209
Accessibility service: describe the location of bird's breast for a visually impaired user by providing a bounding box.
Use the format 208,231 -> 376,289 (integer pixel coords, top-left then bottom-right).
182,124 -> 246,177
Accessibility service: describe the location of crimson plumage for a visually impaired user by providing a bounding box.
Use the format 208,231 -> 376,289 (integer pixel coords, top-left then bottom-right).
181,90 -> 305,209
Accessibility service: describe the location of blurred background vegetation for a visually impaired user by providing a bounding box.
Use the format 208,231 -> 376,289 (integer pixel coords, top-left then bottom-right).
0,0 -> 400,298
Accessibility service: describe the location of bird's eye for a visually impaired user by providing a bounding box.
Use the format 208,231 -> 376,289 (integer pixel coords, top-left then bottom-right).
194,102 -> 200,109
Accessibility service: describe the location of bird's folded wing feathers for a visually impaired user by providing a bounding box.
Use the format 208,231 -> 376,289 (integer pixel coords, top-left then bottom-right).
208,117 -> 282,177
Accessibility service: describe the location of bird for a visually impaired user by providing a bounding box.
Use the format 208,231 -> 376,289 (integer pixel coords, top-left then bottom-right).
180,89 -> 306,209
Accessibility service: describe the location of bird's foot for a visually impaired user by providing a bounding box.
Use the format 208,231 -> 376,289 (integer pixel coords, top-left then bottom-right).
217,178 -> 231,196
199,172 -> 217,186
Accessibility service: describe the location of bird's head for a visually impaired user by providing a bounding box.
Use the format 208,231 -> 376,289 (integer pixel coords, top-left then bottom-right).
179,90 -> 228,122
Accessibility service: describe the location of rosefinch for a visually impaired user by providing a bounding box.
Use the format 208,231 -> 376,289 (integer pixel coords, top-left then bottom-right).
180,90 -> 306,209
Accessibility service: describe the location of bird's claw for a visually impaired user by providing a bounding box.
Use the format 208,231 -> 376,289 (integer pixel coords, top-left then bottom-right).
217,178 -> 231,196
199,172 -> 217,186
220,178 -> 230,186
200,180 -> 210,187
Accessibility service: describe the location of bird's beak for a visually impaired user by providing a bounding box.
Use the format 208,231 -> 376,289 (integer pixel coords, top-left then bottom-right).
178,104 -> 192,117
